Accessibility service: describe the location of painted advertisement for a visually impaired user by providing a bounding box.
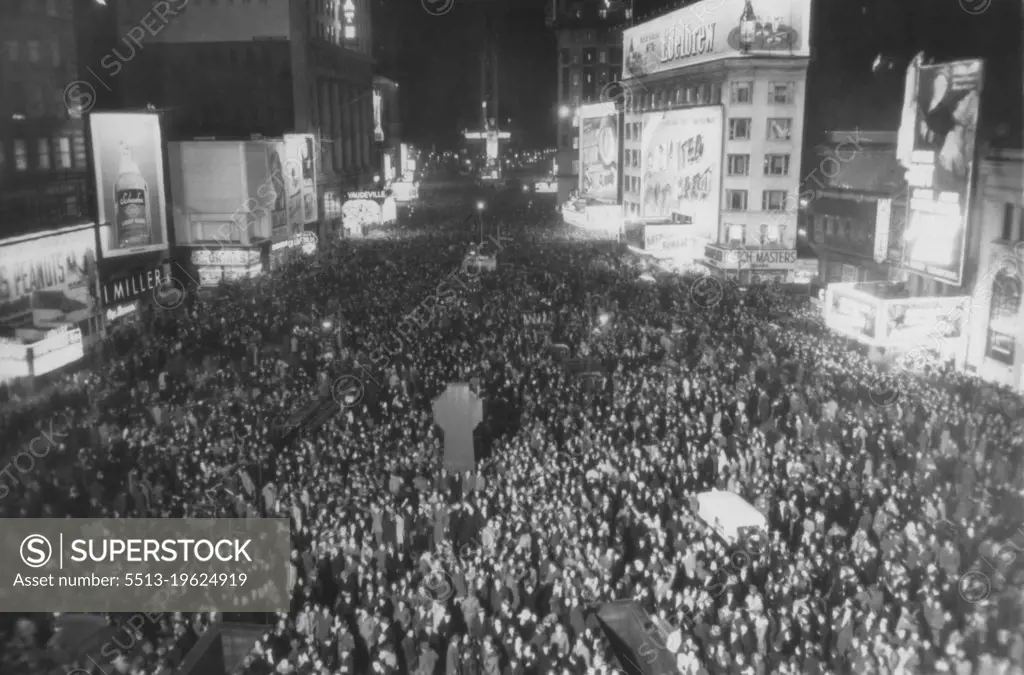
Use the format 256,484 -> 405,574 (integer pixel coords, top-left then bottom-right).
640,107 -> 723,233
90,112 -> 168,258
897,58 -> 983,286
0,225 -> 98,321
579,102 -> 619,204
622,0 -> 811,80
265,141 -> 289,236
285,134 -> 318,227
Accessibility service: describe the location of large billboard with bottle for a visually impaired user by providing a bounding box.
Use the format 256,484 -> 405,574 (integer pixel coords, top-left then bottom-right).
578,102 -> 619,204
639,106 -> 723,232
90,112 -> 168,258
622,0 -> 811,80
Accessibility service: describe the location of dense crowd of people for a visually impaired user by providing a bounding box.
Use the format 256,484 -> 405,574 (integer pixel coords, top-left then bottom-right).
2,188 -> 1023,675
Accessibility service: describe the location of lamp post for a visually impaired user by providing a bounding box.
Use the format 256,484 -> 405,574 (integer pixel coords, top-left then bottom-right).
476,200 -> 485,243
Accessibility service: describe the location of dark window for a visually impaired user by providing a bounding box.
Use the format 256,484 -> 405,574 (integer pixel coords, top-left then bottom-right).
986,272 -> 1022,365
1002,203 -> 1017,240
561,68 -> 570,99
560,48 -> 570,66
608,47 -> 622,64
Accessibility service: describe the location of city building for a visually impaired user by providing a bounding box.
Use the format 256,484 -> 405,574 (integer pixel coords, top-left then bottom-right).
615,0 -> 813,283
0,0 -> 91,240
963,148 -> 1024,389
372,75 -> 401,183
800,130 -> 906,285
109,0 -> 378,233
546,0 -> 626,203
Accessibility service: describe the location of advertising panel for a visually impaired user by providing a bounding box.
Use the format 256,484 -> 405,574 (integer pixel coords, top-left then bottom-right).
90,113 -> 168,258
265,141 -> 289,236
622,0 -> 811,80
0,339 -> 31,382
342,200 -> 383,232
897,59 -> 984,285
30,325 -> 84,377
640,107 -> 723,231
825,286 -> 879,342
883,297 -> 966,348
0,226 -> 99,320
579,102 -> 619,204
285,134 -> 318,227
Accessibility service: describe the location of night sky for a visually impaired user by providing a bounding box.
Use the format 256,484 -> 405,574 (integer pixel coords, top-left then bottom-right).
387,0 -> 1022,150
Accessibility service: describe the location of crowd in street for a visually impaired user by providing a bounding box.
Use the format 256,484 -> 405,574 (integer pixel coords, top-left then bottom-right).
1,191 -> 1023,675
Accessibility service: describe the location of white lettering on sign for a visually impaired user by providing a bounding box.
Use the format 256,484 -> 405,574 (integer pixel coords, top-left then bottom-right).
735,250 -> 797,268
102,268 -> 165,305
661,24 -> 716,64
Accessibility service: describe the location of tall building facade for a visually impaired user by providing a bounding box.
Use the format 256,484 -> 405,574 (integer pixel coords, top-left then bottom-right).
616,0 -> 813,284
547,0 -> 626,203
111,0 -> 377,218
0,0 -> 91,240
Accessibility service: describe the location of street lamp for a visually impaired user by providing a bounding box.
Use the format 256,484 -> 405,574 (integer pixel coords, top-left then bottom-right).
476,201 -> 485,243
558,105 -> 571,119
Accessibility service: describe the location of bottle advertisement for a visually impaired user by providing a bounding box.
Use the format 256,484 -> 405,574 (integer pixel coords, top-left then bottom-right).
89,112 -> 168,258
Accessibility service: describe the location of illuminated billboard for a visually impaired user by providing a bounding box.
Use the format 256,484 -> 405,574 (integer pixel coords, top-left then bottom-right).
90,112 -> 168,258
579,102 -> 619,204
639,107 -> 723,232
265,141 -> 290,236
283,135 -> 315,232
0,225 -> 98,320
622,0 -> 811,80
897,58 -> 983,286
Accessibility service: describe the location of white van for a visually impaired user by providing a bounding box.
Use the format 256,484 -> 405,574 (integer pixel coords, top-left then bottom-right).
693,489 -> 768,547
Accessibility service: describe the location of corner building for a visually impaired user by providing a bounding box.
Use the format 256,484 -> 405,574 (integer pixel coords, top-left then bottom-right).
620,0 -> 812,283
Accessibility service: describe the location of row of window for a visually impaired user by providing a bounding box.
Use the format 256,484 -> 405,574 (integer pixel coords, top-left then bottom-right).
621,117 -> 793,144
722,223 -> 786,245
619,80 -> 796,114
3,39 -> 63,66
559,47 -> 623,67
0,134 -> 87,173
620,178 -> 789,213
188,0 -> 268,4
808,214 -> 872,244
725,153 -> 790,177
4,0 -> 70,17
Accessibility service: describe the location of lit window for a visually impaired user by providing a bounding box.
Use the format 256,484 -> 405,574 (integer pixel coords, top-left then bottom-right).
727,154 -> 749,176
345,25 -> 355,39
572,137 -> 578,150
56,136 -> 72,169
767,118 -> 793,140
725,190 -> 748,211
728,118 -> 751,140
37,138 -> 51,170
730,81 -> 753,104
762,190 -> 788,211
572,160 -> 579,173
759,223 -> 781,244
726,224 -> 745,244
763,154 -> 790,176
767,82 -> 794,104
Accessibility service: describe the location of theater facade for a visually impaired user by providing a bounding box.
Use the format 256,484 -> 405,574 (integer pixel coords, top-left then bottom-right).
619,0 -> 812,283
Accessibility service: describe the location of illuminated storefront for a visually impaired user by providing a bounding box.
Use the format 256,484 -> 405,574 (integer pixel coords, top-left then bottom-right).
621,0 -> 812,276
824,282 -> 970,363
0,324 -> 85,383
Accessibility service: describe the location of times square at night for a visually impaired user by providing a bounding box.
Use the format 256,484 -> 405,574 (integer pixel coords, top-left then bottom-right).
1,0 -> 1023,674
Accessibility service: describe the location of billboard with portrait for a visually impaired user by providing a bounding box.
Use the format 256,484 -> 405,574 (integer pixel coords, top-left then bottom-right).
897,58 -> 983,286
265,141 -> 289,236
0,225 -> 98,321
622,0 -> 811,80
579,102 -> 619,204
640,107 -> 723,233
90,112 -> 168,258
